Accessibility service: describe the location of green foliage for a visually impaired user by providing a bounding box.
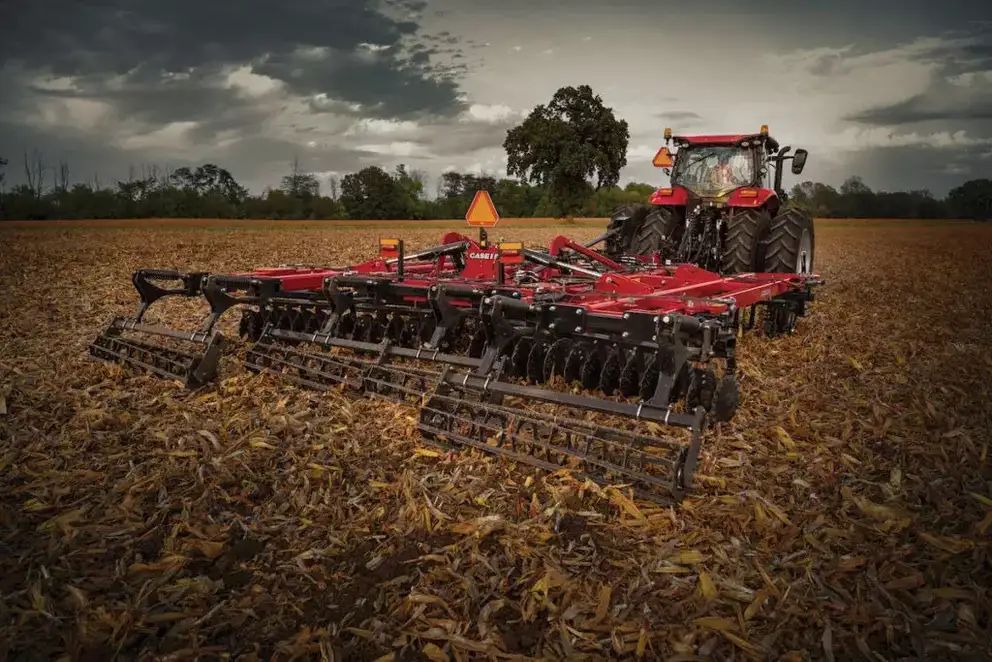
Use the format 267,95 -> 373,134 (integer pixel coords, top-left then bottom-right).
280,157 -> 320,202
787,176 -> 972,220
0,147 -> 987,223
340,166 -> 411,220
503,85 -> 629,219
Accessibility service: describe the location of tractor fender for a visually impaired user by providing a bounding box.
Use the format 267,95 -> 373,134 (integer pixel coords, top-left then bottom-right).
727,187 -> 779,212
648,185 -> 690,206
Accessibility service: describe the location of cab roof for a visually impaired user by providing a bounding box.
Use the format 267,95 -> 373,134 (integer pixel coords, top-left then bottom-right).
673,133 -> 780,152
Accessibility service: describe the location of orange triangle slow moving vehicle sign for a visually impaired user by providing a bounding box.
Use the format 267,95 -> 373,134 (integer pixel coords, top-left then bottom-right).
465,190 -> 500,228
652,146 -> 673,168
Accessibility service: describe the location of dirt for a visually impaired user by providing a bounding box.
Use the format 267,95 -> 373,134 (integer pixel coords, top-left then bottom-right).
1,220 -> 991,660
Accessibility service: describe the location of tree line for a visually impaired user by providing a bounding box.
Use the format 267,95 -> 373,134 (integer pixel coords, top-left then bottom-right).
1,151 -> 988,222
0,152 -> 659,221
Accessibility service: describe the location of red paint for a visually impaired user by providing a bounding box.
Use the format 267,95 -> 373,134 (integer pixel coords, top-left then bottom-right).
648,186 -> 690,206
727,187 -> 777,209
671,132 -> 766,146
367,261 -> 816,320
548,235 -> 624,271
217,230 -> 818,322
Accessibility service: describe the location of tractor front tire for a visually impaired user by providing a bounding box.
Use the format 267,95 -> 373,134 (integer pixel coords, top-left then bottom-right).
764,206 -> 815,275
721,208 -> 772,274
628,205 -> 681,257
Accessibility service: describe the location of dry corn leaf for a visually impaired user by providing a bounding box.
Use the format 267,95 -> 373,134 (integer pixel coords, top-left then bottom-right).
413,447 -> 442,458
421,643 -> 449,662
775,426 -> 797,449
920,533 -> 975,554
3,222 -> 992,662
670,549 -> 705,564
698,571 -> 718,600
697,617 -> 739,632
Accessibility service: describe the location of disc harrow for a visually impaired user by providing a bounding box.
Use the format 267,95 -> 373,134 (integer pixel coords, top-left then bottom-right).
243,240 -> 821,504
89,229 -> 822,506
87,232 -> 486,387
245,302 -> 707,503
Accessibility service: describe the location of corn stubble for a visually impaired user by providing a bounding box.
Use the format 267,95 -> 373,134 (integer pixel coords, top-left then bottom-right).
1,221 -> 991,660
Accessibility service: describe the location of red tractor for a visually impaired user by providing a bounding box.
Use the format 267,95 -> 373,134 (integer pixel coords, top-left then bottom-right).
603,125 -> 815,277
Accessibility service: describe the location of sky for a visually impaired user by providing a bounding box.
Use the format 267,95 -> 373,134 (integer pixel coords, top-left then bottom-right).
1,0 -> 990,199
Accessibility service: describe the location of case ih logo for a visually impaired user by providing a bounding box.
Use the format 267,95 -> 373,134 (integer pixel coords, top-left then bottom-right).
469,251 -> 499,260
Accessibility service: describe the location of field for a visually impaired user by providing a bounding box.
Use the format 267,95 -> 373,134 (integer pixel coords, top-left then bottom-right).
1,218 -> 991,661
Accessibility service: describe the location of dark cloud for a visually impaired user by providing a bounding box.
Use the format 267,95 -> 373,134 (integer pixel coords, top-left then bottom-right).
420,118 -> 519,157
656,111 -> 704,127
844,25 -> 992,128
337,113 -> 521,162
0,0 -> 466,122
0,0 -> 471,193
26,67 -> 259,128
255,49 -> 464,119
847,92 -> 992,126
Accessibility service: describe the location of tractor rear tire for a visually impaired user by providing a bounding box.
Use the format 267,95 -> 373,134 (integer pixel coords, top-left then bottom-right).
628,205 -> 681,256
604,203 -> 650,258
721,208 -> 772,274
764,206 -> 815,275
605,204 -> 681,258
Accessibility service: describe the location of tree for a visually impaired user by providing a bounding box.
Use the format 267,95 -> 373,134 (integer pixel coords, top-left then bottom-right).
280,156 -> 320,200
22,148 -> 47,199
393,164 -> 427,218
840,175 -> 871,196
56,159 -> 70,194
0,156 -> 7,190
503,85 -> 629,218
339,165 -> 408,220
947,179 -> 992,222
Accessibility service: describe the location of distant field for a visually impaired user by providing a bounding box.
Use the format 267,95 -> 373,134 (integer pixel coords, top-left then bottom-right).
1,216 -> 977,230
3,217 -> 607,229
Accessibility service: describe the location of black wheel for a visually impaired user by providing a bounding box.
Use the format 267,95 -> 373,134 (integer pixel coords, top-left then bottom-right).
604,203 -> 649,258
721,208 -> 772,274
628,205 -> 682,257
759,304 -> 797,337
764,206 -> 815,275
605,203 -> 683,259
711,375 -> 740,423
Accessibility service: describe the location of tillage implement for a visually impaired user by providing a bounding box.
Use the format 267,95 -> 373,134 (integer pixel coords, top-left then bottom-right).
89,230 -> 820,506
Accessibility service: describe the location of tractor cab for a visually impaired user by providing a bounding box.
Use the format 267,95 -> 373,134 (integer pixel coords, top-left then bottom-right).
649,125 -> 807,211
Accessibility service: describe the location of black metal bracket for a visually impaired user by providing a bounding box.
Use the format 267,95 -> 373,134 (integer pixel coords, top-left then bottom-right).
425,284 -> 465,351
320,277 -> 357,336
647,316 -> 692,406
131,269 -> 209,321
476,296 -> 527,375
200,275 -> 279,334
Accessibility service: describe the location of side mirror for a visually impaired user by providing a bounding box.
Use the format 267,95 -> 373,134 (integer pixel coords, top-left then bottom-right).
791,149 -> 808,175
